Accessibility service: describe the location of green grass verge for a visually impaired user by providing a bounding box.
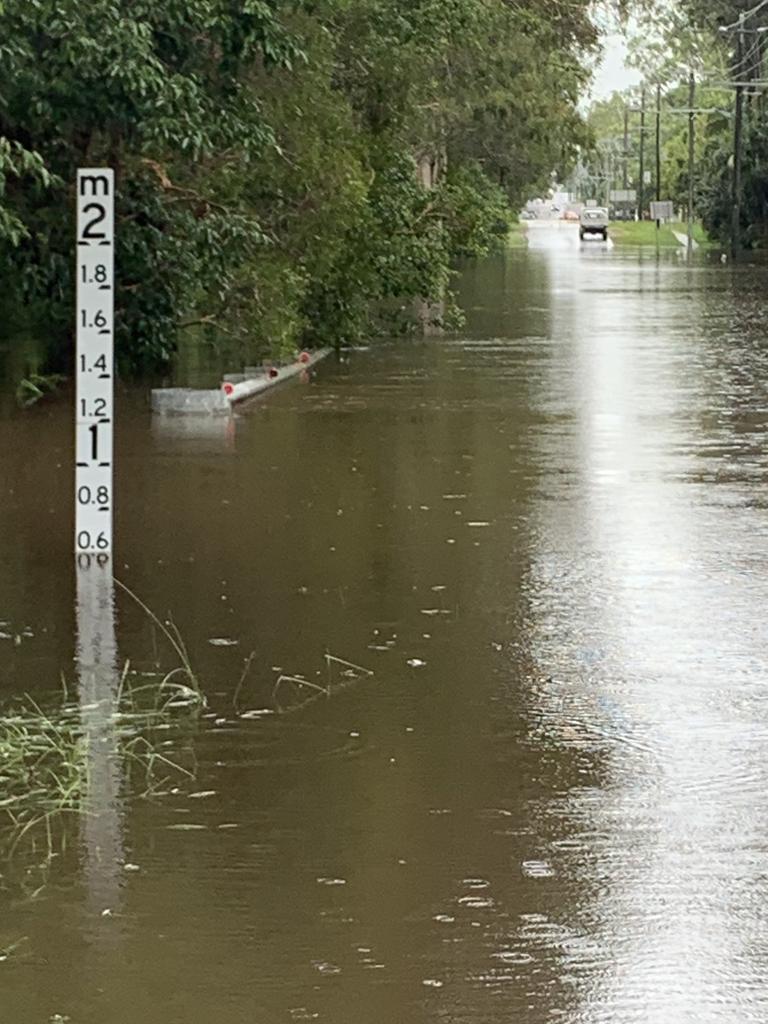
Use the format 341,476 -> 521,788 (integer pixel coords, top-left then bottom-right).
607,220 -> 712,248
506,221 -> 528,248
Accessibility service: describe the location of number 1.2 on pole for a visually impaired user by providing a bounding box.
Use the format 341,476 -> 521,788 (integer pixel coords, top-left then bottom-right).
76,169 -> 114,555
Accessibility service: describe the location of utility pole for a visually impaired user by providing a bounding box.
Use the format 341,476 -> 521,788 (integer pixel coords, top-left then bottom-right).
638,86 -> 646,220
732,13 -> 746,256
623,107 -> 629,190
606,152 -> 613,210
687,71 -> 696,255
655,82 -> 662,227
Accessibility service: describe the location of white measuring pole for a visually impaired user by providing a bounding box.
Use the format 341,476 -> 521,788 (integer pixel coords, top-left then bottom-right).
75,169 -> 124,916
76,168 -> 114,555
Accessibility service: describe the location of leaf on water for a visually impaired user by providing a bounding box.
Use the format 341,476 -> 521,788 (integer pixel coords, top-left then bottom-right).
188,790 -> 217,799
208,638 -> 239,647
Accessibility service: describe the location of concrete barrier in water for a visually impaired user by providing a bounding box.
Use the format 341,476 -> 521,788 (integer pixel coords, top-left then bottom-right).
151,349 -> 331,416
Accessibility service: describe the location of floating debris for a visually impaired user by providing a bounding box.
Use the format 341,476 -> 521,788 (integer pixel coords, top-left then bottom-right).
521,860 -> 554,879
458,895 -> 494,909
312,961 -> 341,975
208,638 -> 239,647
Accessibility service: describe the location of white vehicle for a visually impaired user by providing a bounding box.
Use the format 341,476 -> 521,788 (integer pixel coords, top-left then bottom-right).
580,207 -> 609,241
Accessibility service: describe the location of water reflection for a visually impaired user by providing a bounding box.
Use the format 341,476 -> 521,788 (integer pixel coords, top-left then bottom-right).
76,557 -> 124,922
151,408 -> 237,452
520,233 -> 768,1021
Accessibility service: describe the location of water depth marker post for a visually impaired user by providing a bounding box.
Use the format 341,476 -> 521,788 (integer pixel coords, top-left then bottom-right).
76,168 -> 115,555
75,168 -> 124,915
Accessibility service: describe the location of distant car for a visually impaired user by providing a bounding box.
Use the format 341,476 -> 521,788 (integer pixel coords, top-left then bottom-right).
580,207 -> 609,241
563,210 -> 579,221
520,210 -> 535,220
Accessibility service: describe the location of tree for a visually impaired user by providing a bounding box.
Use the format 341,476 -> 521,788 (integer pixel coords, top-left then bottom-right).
0,0 -> 631,372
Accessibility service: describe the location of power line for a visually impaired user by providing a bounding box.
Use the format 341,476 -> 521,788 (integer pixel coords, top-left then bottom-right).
722,0 -> 768,32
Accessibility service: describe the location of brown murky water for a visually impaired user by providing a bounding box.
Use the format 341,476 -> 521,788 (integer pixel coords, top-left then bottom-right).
3,225 -> 768,1023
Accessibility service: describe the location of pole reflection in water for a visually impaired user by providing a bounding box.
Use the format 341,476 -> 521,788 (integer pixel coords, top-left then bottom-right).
76,555 -> 124,921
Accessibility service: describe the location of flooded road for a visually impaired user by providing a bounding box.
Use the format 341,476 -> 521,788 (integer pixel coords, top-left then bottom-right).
3,226 -> 768,1023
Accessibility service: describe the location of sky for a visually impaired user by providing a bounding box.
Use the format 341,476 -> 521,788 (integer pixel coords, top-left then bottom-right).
589,31 -> 644,100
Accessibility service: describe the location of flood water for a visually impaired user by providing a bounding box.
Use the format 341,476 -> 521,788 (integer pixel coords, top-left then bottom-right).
3,224 -> 768,1022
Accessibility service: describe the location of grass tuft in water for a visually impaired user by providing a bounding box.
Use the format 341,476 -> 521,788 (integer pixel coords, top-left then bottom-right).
0,590 -> 206,884
114,578 -> 203,698
271,652 -> 374,714
0,680 -> 203,869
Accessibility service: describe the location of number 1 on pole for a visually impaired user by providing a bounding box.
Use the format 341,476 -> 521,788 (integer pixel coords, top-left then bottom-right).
76,169 -> 114,556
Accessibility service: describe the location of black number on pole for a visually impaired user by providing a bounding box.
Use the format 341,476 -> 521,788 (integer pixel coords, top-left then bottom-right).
89,423 -> 98,460
82,203 -> 107,240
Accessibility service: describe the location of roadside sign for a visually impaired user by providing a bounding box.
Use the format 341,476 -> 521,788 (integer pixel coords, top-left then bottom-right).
610,189 -> 637,203
650,200 -> 674,223
76,169 -> 114,556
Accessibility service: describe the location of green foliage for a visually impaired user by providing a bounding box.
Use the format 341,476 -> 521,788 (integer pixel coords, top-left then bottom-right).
697,107 -> 768,247
0,0 -> 297,369
607,220 -> 711,246
15,371 -> 65,407
1,0 -> 614,370
611,0 -> 768,246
